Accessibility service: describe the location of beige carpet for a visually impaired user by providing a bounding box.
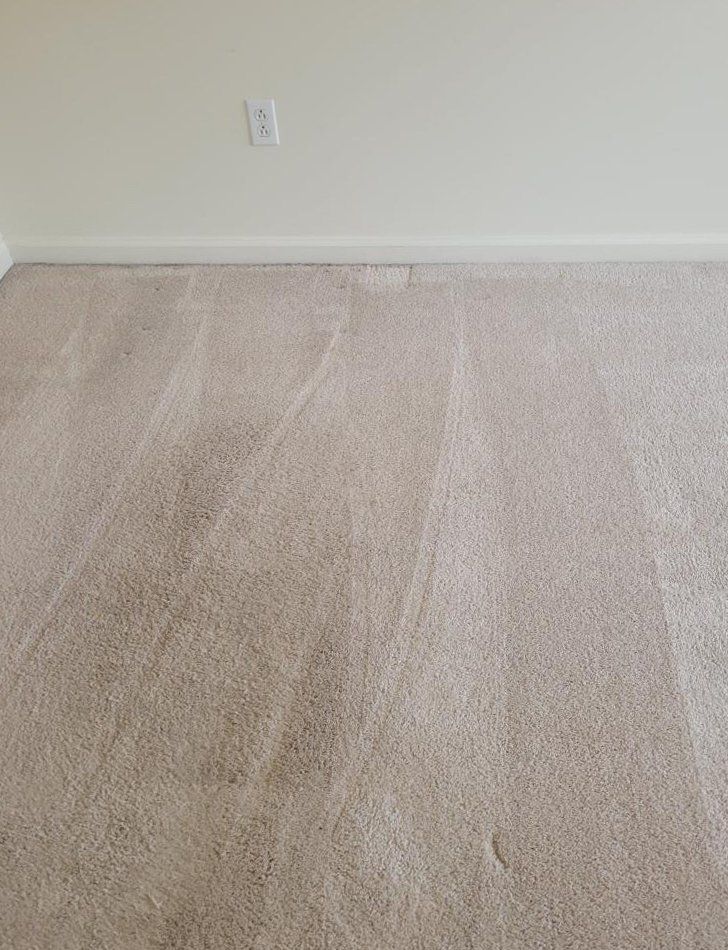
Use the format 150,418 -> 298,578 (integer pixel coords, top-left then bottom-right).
1,262 -> 727,949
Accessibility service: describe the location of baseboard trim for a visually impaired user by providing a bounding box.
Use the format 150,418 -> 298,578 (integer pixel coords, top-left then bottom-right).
0,235 -> 13,281
8,234 -> 728,265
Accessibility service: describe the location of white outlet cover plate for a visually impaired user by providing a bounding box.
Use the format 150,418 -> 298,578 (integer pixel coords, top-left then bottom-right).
245,98 -> 280,146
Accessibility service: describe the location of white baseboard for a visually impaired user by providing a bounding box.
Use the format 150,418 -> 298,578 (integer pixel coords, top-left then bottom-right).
7,234 -> 728,265
0,235 -> 13,281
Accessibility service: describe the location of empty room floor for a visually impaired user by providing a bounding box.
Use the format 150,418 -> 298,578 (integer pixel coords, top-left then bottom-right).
1,262 -> 727,949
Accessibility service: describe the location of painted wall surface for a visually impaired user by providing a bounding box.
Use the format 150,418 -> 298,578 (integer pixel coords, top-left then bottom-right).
0,233 -> 13,280
1,0 -> 727,244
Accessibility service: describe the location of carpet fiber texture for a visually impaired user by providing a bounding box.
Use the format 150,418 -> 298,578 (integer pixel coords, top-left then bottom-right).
1,262 -> 727,949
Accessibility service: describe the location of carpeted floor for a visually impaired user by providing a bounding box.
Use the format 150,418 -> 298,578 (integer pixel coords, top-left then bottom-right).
1,262 -> 727,948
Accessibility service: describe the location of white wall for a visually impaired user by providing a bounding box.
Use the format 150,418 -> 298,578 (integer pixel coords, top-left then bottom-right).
0,234 -> 13,280
2,0 -> 728,261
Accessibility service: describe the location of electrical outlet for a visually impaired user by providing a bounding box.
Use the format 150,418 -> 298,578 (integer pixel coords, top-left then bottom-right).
245,99 -> 279,146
